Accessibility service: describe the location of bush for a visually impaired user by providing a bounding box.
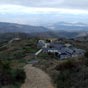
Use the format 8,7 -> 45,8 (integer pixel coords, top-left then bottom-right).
55,60 -> 78,71
0,60 -> 26,87
85,51 -> 88,58
12,69 -> 26,84
55,71 -> 72,88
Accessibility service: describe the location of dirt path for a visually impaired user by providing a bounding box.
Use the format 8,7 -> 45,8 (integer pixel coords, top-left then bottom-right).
21,64 -> 54,88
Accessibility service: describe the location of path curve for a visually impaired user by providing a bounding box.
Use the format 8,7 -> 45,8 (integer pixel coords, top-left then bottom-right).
21,64 -> 54,88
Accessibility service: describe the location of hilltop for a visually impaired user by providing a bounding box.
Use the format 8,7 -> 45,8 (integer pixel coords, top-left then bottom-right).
0,35 -> 88,88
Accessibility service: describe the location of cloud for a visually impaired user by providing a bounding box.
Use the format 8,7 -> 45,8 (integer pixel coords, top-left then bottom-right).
0,0 -> 88,10
0,4 -> 88,15
0,1 -> 88,25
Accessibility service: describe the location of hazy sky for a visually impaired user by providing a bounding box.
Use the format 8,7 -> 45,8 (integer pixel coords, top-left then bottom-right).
0,0 -> 88,25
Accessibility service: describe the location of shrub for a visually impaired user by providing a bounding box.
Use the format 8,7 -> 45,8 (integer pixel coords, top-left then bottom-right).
85,51 -> 88,58
12,69 -> 26,84
55,60 -> 78,71
0,60 -> 26,87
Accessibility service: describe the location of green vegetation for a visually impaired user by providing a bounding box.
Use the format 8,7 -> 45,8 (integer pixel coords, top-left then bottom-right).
34,57 -> 88,88
0,38 -> 38,60
85,51 -> 88,58
0,37 -> 88,88
0,60 -> 26,88
0,38 -> 39,88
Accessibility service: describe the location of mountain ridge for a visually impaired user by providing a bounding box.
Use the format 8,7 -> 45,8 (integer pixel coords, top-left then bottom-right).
48,21 -> 88,32
0,22 -> 88,39
0,22 -> 49,33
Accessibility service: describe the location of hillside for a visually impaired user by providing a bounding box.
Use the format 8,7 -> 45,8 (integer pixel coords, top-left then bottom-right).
0,22 -> 59,39
0,32 -> 88,88
0,22 -> 88,39
0,22 -> 49,33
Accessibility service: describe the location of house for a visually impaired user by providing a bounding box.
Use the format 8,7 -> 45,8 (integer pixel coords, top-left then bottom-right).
56,47 -> 72,59
59,53 -> 71,59
71,48 -> 85,57
47,49 -> 59,53
43,48 -> 58,53
37,40 -> 46,48
44,43 -> 50,48
49,43 -> 65,49
65,43 -> 72,47
37,40 -> 50,48
37,40 -> 85,59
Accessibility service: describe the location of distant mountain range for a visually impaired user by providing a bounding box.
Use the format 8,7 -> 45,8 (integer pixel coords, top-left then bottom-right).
48,21 -> 88,32
0,22 -> 56,40
47,21 -> 88,38
0,22 -> 88,39
0,22 -> 49,33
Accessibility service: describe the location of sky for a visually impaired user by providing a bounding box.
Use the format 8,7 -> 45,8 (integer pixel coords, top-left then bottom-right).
0,0 -> 88,26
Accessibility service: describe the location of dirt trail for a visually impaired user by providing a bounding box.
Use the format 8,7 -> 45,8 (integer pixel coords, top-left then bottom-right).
21,64 -> 54,88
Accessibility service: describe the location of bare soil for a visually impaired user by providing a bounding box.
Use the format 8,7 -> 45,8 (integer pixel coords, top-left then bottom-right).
21,64 -> 54,88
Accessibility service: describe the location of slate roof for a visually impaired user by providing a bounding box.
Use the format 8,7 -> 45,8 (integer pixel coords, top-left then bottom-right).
42,42 -> 85,59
